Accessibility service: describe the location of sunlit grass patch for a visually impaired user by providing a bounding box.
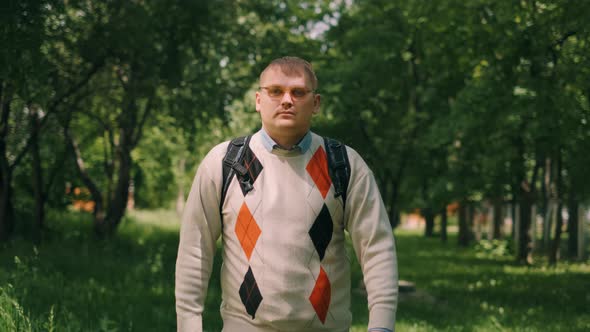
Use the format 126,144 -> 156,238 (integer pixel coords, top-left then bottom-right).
393,229 -> 590,332
126,208 -> 180,231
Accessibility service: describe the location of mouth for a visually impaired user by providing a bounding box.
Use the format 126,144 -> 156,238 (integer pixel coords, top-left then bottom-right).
277,110 -> 296,117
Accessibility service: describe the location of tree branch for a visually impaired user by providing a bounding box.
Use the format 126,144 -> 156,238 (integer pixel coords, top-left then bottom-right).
64,126 -> 104,210
132,94 -> 155,147
9,60 -> 105,172
81,109 -> 112,133
47,59 -> 105,118
44,143 -> 68,198
0,82 -> 12,139
552,31 -> 576,49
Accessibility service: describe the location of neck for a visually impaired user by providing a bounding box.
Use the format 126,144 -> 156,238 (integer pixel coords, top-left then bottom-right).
265,128 -> 306,149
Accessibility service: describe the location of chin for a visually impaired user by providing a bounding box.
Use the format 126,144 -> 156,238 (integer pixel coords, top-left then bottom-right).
275,120 -> 299,128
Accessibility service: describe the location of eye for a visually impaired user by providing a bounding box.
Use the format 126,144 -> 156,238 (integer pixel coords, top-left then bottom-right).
267,87 -> 284,97
291,88 -> 308,98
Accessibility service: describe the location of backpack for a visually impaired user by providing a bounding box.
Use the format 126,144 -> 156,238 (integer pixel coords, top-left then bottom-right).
219,135 -> 351,216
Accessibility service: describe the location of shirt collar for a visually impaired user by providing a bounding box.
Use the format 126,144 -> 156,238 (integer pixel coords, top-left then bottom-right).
259,128 -> 312,154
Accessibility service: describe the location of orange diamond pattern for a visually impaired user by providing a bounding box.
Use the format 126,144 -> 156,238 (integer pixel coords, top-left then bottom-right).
309,266 -> 331,324
235,202 -> 261,260
306,147 -> 332,199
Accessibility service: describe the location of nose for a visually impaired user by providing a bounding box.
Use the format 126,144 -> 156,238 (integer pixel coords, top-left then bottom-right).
280,90 -> 294,108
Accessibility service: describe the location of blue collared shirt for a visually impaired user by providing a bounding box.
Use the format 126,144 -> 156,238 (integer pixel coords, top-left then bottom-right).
259,128 -> 312,154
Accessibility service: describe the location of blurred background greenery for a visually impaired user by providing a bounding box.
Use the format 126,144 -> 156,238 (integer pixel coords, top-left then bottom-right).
1,0 -> 590,331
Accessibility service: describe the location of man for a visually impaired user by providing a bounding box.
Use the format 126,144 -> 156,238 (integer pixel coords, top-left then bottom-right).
176,56 -> 398,331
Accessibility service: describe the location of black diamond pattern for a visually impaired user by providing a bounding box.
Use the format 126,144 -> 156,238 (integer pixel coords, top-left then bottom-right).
308,204 -> 333,261
239,266 -> 263,319
238,147 -> 263,195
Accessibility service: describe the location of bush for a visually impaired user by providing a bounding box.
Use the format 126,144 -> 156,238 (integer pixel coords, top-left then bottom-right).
474,239 -> 512,258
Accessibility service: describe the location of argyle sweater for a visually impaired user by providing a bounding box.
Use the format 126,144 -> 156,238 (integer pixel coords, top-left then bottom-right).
176,131 -> 398,331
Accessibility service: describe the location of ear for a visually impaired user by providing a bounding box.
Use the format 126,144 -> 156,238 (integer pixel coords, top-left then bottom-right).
255,91 -> 261,113
312,94 -> 321,115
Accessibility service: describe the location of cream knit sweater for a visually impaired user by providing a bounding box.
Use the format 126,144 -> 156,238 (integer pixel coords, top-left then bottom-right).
176,131 -> 398,331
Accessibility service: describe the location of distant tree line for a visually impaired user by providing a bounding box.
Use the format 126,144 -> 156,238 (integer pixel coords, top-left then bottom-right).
0,0 -> 326,240
2,0 -> 589,264
317,0 -> 590,265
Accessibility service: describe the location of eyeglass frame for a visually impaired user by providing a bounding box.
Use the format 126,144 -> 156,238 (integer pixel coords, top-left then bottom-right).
259,86 -> 316,101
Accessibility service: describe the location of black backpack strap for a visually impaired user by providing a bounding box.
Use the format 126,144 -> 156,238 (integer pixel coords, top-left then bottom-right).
220,135 -> 253,216
324,137 -> 351,210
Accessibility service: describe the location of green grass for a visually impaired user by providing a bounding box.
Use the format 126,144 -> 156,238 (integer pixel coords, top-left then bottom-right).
1,210 -> 589,331
392,232 -> 590,332
0,210 -> 178,331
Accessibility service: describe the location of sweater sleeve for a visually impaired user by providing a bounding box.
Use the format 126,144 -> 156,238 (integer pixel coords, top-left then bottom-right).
344,148 -> 398,331
175,144 -> 226,332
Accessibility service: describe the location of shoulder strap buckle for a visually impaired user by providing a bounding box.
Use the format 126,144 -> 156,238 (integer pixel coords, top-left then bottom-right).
220,135 -> 253,215
324,137 -> 351,210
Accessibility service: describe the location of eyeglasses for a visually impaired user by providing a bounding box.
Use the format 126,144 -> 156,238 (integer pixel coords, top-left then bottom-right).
259,86 -> 315,100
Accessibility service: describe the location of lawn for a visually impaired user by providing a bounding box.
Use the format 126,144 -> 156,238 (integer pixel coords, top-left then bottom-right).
1,210 -> 589,331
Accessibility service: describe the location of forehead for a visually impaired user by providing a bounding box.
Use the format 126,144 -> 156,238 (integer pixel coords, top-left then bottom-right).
260,66 -> 310,87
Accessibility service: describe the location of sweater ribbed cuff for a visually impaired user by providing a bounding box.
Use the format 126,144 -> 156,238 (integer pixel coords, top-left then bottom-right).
177,314 -> 202,332
368,306 -> 395,331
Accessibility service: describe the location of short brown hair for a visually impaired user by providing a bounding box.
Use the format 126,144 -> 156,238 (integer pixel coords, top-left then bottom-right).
259,56 -> 318,90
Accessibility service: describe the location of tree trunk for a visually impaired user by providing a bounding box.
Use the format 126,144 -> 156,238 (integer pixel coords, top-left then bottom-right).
516,158 -> 540,265
543,202 -> 555,251
0,82 -> 14,241
440,206 -> 448,243
567,195 -> 578,258
421,178 -> 434,237
381,169 -> 401,229
65,128 -> 106,228
0,171 -> 13,241
549,150 -> 563,265
423,207 -> 435,237
549,202 -> 563,264
474,205 -> 482,241
458,201 -> 470,246
578,206 -> 586,260
388,181 -> 401,228
104,141 -> 132,234
518,193 -> 534,264
468,204 -> 476,240
97,83 -> 153,235
30,105 -> 45,244
510,200 -> 517,239
541,158 -> 551,250
514,135 -> 540,264
492,198 -> 502,239
104,130 -> 115,203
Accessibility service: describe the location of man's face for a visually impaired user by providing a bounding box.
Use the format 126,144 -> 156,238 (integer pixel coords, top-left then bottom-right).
255,66 -> 320,140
